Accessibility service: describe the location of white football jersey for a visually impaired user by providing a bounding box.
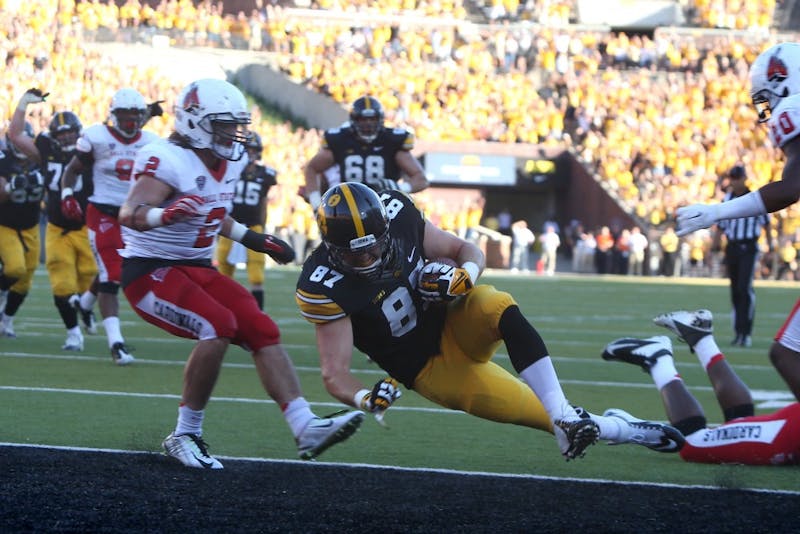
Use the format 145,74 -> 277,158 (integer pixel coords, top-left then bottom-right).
77,124 -> 159,206
767,93 -> 800,148
121,138 -> 247,261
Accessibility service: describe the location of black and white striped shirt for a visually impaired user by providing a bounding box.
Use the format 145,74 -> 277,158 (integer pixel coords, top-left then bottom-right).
717,191 -> 770,243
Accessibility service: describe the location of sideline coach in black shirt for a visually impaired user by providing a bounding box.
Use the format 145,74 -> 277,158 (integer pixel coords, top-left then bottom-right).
716,165 -> 771,347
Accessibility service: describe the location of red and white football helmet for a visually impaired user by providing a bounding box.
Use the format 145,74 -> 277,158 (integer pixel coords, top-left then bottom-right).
109,88 -> 147,138
749,42 -> 800,122
174,78 -> 251,161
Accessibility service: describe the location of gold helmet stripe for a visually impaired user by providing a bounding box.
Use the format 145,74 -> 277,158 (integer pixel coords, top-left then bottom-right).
340,184 -> 365,237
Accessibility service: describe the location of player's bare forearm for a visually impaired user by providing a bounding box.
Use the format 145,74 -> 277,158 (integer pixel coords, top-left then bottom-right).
405,169 -> 429,192
61,156 -> 84,191
315,319 -> 365,407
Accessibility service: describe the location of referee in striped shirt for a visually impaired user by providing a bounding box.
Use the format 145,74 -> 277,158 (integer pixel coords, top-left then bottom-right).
716,165 -> 771,348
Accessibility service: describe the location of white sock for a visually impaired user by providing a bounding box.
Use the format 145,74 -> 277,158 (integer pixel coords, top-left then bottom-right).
103,316 -> 123,346
693,335 -> 724,370
67,326 -> 82,337
588,412 -> 629,442
519,357 -> 576,420
175,404 -> 204,436
80,291 -> 97,311
650,354 -> 681,390
283,397 -> 315,438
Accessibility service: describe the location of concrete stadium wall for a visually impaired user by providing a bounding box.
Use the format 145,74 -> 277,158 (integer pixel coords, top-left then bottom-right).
233,64 -> 349,130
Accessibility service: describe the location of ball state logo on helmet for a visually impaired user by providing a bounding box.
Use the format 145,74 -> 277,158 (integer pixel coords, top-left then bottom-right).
767,55 -> 788,83
183,85 -> 201,113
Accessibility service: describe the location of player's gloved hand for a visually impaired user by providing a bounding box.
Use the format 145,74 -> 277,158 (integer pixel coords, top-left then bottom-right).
418,262 -> 474,303
162,194 -> 204,225
675,203 -> 720,237
147,100 -> 165,118
60,187 -> 83,221
17,88 -> 49,110
360,377 -> 402,413
242,231 -> 296,264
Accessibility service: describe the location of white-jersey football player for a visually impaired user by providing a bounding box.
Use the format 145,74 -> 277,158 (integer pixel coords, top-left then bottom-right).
60,87 -> 159,365
117,78 -> 364,469
676,41 -> 800,405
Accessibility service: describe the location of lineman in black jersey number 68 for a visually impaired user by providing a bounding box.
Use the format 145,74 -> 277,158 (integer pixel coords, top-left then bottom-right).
303,95 -> 428,210
295,182 -> 686,460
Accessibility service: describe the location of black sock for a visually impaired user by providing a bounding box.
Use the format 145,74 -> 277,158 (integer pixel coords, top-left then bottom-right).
251,289 -> 264,310
54,295 -> 79,329
4,290 -> 26,317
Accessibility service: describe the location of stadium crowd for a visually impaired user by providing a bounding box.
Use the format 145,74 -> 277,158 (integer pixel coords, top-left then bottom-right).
1,0 -> 798,279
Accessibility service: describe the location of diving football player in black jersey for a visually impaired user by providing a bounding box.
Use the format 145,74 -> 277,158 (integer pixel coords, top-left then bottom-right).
296,183 -> 685,460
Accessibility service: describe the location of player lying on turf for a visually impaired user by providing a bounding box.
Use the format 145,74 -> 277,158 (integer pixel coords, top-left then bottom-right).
603,310 -> 800,465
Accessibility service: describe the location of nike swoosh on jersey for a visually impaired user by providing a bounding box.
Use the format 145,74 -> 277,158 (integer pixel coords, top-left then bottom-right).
407,246 -> 416,262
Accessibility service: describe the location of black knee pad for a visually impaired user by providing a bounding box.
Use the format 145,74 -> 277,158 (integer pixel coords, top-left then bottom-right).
499,305 -> 549,373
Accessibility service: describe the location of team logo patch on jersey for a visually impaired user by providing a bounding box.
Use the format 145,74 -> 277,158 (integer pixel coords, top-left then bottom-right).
195,175 -> 206,190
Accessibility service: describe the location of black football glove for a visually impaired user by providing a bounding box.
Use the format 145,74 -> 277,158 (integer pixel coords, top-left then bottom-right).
242,230 -> 296,264
147,100 -> 165,118
18,88 -> 49,109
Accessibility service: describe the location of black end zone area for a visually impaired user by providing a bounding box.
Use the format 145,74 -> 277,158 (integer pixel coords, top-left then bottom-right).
2,446 -> 796,533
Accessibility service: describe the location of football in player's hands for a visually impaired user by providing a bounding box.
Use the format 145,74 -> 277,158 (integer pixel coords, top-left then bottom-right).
418,258 -> 473,303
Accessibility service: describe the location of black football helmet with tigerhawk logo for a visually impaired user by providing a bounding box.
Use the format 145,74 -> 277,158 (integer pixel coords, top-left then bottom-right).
349,96 -> 384,143
317,182 -> 399,279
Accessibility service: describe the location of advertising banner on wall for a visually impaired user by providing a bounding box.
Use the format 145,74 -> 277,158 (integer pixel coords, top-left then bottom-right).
424,152 -> 517,186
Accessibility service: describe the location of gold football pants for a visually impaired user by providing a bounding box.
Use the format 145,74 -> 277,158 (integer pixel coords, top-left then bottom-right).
215,224 -> 266,286
0,224 -> 39,293
45,223 -> 98,297
413,285 -> 552,433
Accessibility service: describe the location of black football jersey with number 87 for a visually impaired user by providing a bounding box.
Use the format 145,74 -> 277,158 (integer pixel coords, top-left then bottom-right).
295,190 -> 446,387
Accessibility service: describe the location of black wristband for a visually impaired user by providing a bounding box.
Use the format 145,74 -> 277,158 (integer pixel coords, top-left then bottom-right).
242,229 -> 261,250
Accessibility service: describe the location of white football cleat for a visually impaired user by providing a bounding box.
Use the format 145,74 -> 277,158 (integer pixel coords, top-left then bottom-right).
162,432 -> 223,469
297,410 -> 365,460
